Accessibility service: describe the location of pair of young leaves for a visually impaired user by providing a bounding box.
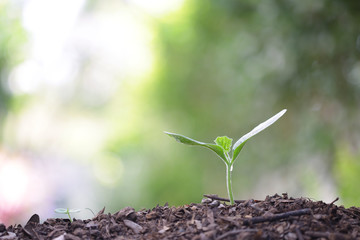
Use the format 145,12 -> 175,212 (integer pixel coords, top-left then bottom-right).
165,109 -> 287,167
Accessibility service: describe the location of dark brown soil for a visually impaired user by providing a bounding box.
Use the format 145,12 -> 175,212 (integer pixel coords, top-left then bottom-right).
1,193 -> 360,239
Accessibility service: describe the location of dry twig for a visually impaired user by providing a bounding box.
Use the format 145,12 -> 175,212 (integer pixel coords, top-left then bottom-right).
242,208 -> 312,225
203,194 -> 261,204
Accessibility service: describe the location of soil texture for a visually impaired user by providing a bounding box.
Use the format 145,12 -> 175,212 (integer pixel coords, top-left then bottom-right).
1,193 -> 360,239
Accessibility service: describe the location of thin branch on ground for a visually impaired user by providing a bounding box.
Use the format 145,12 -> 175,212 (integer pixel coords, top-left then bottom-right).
242,208 -> 312,225
326,197 -> 339,212
328,197 -> 339,206
203,194 -> 261,203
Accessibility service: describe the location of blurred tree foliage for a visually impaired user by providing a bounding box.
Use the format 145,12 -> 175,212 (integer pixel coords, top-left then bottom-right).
0,2 -> 26,138
140,0 -> 360,206
1,0 -> 360,212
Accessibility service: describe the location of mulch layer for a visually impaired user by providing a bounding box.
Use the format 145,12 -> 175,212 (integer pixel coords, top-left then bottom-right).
1,193 -> 360,239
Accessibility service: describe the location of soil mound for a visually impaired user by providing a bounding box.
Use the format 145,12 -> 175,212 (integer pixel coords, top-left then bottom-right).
1,193 -> 359,239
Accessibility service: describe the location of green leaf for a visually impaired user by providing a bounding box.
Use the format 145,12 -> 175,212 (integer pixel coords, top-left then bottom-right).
215,136 -> 233,153
55,208 -> 81,214
164,132 -> 229,164
231,140 -> 247,164
54,208 -> 68,214
69,209 -> 82,213
232,109 -> 287,163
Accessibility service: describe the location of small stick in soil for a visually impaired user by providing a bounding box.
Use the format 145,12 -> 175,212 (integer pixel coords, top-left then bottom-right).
329,197 -> 339,205
242,208 -> 311,225
326,197 -> 339,212
203,194 -> 261,204
295,228 -> 304,240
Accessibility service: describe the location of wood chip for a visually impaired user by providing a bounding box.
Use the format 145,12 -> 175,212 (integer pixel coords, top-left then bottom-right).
123,219 -> 143,234
158,226 -> 170,234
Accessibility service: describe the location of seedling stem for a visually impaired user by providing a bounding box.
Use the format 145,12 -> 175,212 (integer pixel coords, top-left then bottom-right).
165,109 -> 287,205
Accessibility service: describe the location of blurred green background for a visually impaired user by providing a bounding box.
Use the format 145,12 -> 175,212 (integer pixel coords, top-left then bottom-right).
1,0 -> 360,225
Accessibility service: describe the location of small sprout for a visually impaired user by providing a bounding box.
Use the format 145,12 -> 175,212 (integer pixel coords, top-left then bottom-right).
165,109 -> 287,205
54,208 -> 95,222
54,208 -> 81,222
85,207 -> 96,217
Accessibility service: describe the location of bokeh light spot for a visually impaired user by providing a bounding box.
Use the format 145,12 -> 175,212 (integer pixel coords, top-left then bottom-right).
0,158 -> 29,206
130,0 -> 184,16
93,155 -> 123,187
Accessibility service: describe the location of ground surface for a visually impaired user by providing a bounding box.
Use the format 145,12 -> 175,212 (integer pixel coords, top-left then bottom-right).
1,193 -> 360,239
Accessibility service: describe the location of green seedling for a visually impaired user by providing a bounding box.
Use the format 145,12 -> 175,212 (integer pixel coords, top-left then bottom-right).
54,208 -> 81,222
165,109 -> 287,205
54,208 -> 95,222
